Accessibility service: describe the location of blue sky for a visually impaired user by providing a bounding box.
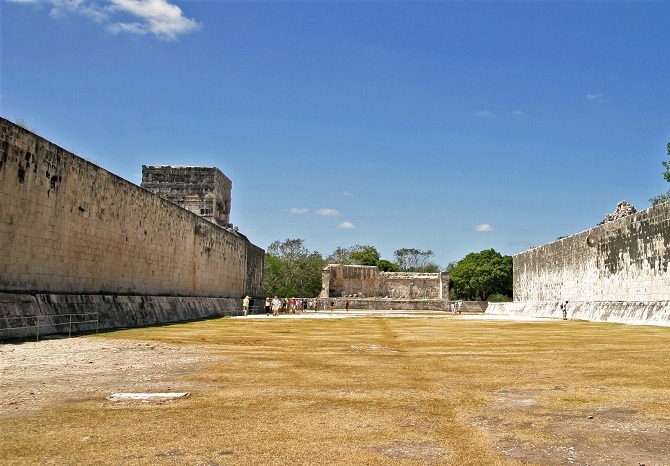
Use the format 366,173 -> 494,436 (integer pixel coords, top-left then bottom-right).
2,0 -> 669,267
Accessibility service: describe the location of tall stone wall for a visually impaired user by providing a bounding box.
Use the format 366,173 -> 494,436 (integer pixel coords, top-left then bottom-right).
513,202 -> 669,302
320,264 -> 449,302
0,117 -> 264,299
488,202 -> 670,325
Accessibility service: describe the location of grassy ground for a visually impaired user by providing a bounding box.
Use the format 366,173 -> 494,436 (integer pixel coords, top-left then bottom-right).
2,315 -> 670,465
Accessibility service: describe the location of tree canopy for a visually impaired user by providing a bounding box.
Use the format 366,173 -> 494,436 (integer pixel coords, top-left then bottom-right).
448,249 -> 513,301
350,245 -> 381,266
394,248 -> 440,272
649,142 -> 670,206
264,239 -> 323,297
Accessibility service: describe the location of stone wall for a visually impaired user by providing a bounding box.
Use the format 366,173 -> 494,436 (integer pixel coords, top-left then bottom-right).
0,293 -> 252,340
489,202 -> 670,325
0,117 -> 264,337
325,298 -> 485,312
513,202 -> 669,302
320,264 -> 449,301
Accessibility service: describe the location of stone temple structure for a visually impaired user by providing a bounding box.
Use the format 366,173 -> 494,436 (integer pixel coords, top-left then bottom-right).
141,165 -> 232,228
320,264 -> 452,311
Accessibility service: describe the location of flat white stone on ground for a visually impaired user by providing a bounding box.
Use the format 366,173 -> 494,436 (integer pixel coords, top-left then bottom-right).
108,392 -> 190,401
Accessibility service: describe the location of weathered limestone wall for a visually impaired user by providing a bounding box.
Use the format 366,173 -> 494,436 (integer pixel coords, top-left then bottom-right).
320,265 -> 381,298
513,202 -> 669,302
488,202 -> 670,325
0,293 -> 250,340
0,117 -> 263,299
320,264 -> 449,302
380,272 -> 446,299
327,298 -> 485,312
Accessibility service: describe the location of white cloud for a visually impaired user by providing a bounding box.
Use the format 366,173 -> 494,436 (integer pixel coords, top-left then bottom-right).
10,0 -> 201,40
474,110 -> 494,118
315,208 -> 340,217
512,110 -> 525,116
474,224 -> 494,232
337,221 -> 355,229
290,208 -> 308,214
107,0 -> 201,40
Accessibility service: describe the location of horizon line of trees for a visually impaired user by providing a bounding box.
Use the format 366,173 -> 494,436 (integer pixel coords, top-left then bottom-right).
263,239 -> 513,302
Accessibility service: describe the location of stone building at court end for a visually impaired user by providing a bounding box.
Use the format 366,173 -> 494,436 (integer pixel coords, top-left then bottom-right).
320,264 -> 452,311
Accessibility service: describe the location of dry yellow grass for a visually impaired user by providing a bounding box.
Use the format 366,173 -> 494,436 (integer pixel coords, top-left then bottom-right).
2,315 -> 670,465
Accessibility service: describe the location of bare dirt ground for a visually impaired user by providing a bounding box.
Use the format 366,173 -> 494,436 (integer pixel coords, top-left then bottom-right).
1,337 -> 221,419
2,312 -> 670,465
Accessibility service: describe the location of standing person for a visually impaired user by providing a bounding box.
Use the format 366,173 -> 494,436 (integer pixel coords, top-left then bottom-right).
561,301 -> 568,320
271,296 -> 281,316
457,300 -> 463,314
345,300 -> 350,312
265,297 -> 271,315
243,295 -> 250,316
330,301 -> 335,313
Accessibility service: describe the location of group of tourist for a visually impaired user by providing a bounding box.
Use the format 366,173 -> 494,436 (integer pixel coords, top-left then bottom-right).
263,297 -> 337,316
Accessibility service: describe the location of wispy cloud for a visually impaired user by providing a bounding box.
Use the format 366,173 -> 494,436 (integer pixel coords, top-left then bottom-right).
474,223 -> 494,232
315,208 -> 340,217
9,0 -> 201,40
290,208 -> 308,214
337,221 -> 355,229
511,110 -> 525,116
331,191 -> 353,197
474,110 -> 494,118
586,93 -> 609,103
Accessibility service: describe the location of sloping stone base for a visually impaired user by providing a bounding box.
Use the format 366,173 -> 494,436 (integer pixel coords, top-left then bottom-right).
487,301 -> 670,326
0,293 -> 245,340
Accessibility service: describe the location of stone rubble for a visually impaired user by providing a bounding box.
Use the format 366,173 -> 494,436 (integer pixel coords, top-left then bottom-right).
602,201 -> 637,223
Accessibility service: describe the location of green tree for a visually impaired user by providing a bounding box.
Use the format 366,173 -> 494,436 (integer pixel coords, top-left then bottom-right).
449,249 -> 513,301
394,248 -> 439,272
650,142 -> 670,206
350,245 -> 381,266
264,239 -> 324,297
376,259 -> 400,272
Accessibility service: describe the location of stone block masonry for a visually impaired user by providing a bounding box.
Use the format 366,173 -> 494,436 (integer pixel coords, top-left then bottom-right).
320,264 -> 450,309
141,165 -> 232,227
488,201 -> 670,325
0,117 -> 264,338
